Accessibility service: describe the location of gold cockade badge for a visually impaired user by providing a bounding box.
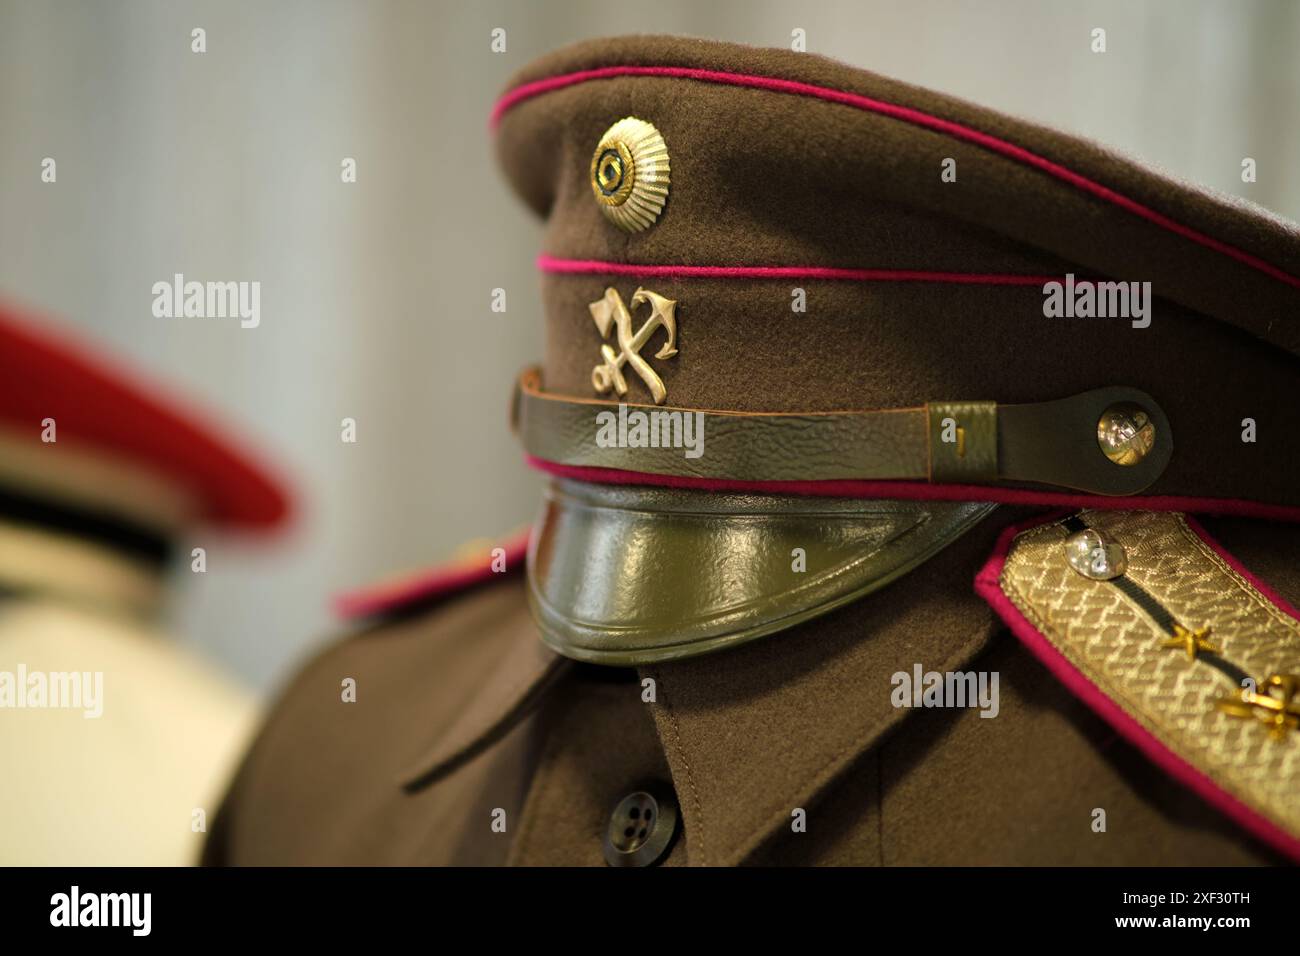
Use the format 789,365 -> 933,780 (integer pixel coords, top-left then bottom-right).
588,287 -> 678,405
589,117 -> 670,233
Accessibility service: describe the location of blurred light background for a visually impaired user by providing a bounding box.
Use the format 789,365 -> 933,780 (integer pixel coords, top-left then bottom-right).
1,0 -> 1297,695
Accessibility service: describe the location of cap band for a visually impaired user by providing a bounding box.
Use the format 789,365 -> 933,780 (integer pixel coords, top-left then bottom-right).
513,369 -> 1171,497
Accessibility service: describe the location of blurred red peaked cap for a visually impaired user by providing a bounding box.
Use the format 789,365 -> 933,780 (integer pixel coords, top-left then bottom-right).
0,299 -> 292,531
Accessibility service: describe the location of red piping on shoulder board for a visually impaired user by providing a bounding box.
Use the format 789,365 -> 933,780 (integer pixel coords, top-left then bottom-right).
492,65 -> 1300,294
333,530 -> 531,621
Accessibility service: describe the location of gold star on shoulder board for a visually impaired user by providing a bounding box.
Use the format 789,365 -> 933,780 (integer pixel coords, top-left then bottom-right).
1160,623 -> 1218,661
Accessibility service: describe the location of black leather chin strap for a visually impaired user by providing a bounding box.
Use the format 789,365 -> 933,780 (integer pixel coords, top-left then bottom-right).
512,368 -> 1173,497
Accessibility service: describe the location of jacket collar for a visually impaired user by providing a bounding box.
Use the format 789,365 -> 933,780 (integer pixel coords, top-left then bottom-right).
638,515 -> 1014,865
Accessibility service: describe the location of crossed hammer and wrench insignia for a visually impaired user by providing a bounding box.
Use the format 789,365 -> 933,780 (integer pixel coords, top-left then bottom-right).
589,287 -> 678,405
1217,673 -> 1300,740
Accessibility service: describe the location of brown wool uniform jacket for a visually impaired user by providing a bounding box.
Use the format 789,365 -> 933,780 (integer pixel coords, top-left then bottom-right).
205,511 -> 1293,865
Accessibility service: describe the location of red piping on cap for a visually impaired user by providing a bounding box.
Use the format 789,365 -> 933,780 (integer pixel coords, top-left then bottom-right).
524,454 -> 1300,524
494,65 -> 1300,293
537,256 -> 1061,285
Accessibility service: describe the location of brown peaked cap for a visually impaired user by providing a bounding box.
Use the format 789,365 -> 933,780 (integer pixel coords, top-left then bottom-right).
494,36 -> 1300,513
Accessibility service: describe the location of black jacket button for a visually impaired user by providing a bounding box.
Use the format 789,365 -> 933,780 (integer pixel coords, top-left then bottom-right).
602,783 -> 680,867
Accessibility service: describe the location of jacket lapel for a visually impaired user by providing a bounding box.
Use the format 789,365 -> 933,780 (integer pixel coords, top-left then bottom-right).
398,601 -> 570,791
